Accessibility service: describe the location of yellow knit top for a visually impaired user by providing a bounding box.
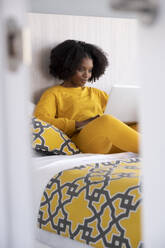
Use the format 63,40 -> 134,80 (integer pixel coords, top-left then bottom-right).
34,85 -> 108,136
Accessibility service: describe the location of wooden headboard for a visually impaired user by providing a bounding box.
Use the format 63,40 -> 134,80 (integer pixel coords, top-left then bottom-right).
28,13 -> 137,103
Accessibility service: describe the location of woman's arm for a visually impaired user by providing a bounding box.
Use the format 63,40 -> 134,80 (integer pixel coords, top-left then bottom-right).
34,90 -> 75,136
75,115 -> 100,130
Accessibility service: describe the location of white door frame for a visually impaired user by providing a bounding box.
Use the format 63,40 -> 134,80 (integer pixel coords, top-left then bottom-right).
0,0 -> 34,247
138,1 -> 165,246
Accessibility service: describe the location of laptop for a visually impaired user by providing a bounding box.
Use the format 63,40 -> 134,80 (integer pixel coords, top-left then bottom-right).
104,85 -> 140,123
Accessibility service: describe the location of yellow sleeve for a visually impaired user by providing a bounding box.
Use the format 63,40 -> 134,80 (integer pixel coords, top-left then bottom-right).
34,90 -> 75,136
99,90 -> 109,112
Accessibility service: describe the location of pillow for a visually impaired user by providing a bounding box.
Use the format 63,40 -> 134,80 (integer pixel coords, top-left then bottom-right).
32,117 -> 80,155
28,102 -> 35,117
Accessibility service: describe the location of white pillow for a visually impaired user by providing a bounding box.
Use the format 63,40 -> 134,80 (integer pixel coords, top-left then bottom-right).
28,102 -> 35,117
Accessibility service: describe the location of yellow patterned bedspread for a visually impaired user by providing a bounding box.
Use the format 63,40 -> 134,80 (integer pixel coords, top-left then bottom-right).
38,157 -> 142,248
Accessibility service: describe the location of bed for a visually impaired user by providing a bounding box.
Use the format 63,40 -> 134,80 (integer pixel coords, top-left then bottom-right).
28,13 -> 141,248
33,152 -> 142,248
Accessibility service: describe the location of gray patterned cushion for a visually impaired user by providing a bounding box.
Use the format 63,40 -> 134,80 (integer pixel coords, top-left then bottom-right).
32,117 -> 80,155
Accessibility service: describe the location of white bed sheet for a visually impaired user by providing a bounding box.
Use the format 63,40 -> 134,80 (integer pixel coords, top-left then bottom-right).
33,152 -> 138,248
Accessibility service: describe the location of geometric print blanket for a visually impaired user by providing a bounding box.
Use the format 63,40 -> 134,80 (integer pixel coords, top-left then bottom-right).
38,157 -> 143,248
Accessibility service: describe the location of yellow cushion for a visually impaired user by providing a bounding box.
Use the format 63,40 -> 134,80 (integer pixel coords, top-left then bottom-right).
32,117 -> 80,155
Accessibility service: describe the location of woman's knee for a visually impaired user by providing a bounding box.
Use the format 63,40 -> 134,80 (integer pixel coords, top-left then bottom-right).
99,114 -> 114,123
97,114 -> 119,129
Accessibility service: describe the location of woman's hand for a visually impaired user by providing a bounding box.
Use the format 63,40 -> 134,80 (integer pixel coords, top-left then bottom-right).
76,115 -> 100,130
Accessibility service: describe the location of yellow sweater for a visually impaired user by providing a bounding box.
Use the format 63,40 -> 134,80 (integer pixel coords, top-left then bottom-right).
34,85 -> 108,136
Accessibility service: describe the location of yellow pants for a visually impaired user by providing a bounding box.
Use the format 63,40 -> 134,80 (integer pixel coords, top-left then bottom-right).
71,114 -> 139,154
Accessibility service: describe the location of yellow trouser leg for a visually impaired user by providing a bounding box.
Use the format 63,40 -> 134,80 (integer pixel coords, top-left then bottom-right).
71,115 -> 139,154
109,123 -> 139,153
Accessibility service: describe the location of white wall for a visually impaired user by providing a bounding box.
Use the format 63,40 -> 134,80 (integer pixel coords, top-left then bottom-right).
28,13 -> 138,103
29,0 -> 135,19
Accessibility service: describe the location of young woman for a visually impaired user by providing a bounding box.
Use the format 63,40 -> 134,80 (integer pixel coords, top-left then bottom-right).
34,39 -> 139,154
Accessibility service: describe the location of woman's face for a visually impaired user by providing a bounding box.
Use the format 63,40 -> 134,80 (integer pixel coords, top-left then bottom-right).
69,57 -> 93,87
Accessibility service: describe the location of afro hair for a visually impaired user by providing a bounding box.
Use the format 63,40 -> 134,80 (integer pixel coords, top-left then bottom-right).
49,40 -> 109,82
